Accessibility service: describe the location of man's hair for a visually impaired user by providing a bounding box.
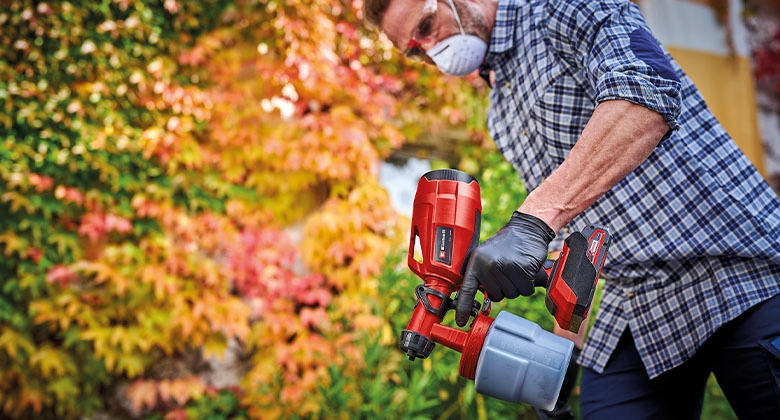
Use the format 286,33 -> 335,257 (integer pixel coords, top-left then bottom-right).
363,0 -> 393,28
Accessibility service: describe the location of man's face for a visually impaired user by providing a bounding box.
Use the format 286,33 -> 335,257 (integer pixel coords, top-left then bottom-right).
381,0 -> 477,63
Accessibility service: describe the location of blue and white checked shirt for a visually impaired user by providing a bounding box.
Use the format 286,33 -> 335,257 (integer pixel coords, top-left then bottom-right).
483,0 -> 780,378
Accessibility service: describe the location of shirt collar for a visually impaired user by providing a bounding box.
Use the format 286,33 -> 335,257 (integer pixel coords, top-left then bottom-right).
479,0 -> 519,86
488,0 -> 519,54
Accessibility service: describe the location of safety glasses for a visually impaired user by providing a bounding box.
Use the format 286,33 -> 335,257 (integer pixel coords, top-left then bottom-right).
403,0 -> 466,62
404,0 -> 439,62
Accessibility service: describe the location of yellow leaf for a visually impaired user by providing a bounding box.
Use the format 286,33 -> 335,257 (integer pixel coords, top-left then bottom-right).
47,233 -> 80,257
110,328 -> 124,348
118,354 -> 147,378
1,191 -> 35,213
0,328 -> 34,359
202,334 -> 227,359
104,353 -> 116,371
0,232 -> 27,257
30,347 -> 68,377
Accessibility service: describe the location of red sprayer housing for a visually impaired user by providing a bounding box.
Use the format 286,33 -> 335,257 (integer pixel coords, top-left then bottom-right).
406,169 -> 481,287
401,169 -> 487,378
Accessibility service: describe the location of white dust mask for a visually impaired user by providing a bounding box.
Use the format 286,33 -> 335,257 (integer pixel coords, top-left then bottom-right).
428,34 -> 487,76
428,0 -> 487,77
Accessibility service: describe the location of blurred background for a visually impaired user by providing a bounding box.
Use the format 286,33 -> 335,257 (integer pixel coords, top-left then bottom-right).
0,0 -> 777,419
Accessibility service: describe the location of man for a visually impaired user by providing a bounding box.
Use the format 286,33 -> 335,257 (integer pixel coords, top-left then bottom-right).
364,0 -> 780,418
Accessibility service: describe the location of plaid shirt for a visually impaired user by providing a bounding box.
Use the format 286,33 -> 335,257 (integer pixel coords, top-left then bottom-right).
483,0 -> 780,378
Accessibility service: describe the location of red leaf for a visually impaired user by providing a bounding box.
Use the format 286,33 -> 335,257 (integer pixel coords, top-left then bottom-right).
46,265 -> 79,287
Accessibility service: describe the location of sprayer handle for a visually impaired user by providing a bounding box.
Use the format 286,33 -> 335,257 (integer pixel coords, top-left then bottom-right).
534,259 -> 555,288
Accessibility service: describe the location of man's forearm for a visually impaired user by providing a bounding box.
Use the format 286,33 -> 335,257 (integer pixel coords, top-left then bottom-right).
519,100 -> 670,232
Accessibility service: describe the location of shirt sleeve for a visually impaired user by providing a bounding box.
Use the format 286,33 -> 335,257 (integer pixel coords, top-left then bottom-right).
543,0 -> 682,131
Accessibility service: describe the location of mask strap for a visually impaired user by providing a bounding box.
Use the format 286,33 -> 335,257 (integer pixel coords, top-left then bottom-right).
444,0 -> 466,35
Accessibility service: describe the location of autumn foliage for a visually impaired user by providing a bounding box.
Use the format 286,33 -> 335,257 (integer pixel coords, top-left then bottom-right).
0,0 -> 487,419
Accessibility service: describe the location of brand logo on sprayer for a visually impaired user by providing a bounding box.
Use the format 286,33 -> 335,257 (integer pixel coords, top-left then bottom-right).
434,226 -> 453,265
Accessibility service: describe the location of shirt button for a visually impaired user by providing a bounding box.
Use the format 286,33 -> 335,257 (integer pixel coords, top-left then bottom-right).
504,81 -> 511,88
626,291 -> 635,299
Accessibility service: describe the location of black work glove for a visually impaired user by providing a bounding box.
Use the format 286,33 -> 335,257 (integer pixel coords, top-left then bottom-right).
455,211 -> 555,327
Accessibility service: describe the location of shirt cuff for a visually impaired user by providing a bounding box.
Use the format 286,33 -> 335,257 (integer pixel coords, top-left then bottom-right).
595,71 -> 681,132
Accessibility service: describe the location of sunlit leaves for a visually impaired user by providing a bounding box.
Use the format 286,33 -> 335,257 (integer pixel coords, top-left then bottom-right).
1,0 -> 238,416
0,0 -> 488,418
126,376 -> 207,413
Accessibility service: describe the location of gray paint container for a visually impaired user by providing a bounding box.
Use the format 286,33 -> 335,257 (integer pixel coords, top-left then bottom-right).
474,311 -> 574,411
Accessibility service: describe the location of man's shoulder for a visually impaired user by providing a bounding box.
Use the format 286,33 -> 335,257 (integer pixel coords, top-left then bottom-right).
543,0 -> 632,22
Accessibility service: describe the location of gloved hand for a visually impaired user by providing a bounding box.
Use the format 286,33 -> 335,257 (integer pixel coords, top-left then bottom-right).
455,211 -> 555,327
